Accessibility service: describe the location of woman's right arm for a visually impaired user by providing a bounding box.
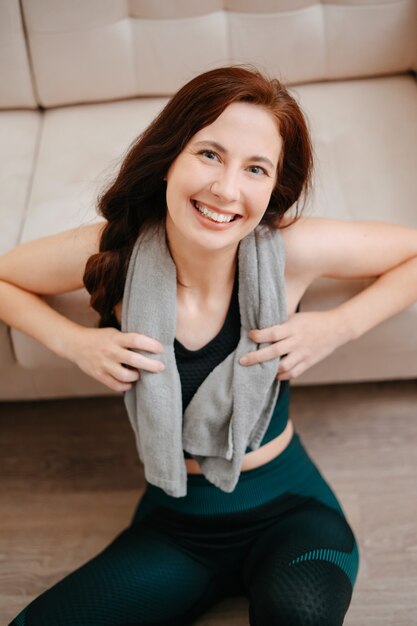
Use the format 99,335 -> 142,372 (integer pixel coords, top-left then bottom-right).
0,223 -> 165,391
0,223 -> 104,357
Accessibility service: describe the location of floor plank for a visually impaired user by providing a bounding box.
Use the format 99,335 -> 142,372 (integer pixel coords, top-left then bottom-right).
1,380 -> 416,625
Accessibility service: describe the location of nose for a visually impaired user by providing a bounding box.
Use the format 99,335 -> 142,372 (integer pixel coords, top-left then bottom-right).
210,167 -> 240,203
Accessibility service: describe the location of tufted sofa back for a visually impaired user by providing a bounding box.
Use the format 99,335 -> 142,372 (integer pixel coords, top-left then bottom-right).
1,0 -> 417,109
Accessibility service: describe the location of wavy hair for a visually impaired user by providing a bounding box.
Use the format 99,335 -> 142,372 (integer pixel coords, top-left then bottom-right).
83,65 -> 314,328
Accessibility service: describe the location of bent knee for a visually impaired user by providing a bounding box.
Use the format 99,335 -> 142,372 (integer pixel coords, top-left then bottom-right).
249,561 -> 353,626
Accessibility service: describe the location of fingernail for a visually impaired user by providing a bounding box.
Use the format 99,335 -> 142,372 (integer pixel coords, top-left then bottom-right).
240,357 -> 250,365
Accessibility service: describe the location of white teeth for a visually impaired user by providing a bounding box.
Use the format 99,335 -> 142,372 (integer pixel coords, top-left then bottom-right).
194,201 -> 235,223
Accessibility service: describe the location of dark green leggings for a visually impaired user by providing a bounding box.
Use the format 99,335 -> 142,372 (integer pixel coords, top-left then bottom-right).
10,431 -> 360,625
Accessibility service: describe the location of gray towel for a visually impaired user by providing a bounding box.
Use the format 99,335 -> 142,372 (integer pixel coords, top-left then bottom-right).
121,221 -> 287,497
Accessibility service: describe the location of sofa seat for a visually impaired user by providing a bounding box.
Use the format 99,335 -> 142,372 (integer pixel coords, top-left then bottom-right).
0,110 -> 40,367
290,73 -> 417,383
2,73 -> 417,398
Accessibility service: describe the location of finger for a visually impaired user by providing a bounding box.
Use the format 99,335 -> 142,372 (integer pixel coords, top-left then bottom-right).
240,337 -> 294,366
278,351 -> 306,374
104,361 -> 140,384
118,350 -> 165,374
121,332 -> 164,354
277,358 -> 305,380
100,371 -> 133,393
116,338 -> 166,372
118,363 -> 141,382
115,344 -> 164,373
249,323 -> 289,344
240,344 -> 279,366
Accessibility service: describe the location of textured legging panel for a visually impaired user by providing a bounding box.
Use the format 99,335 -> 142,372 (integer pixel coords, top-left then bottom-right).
10,432 -> 360,626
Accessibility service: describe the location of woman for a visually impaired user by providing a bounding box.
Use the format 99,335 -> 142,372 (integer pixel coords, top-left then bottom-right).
4,66 -> 417,625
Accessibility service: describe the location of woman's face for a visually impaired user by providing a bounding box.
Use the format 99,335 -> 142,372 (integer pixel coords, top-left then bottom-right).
164,101 -> 282,250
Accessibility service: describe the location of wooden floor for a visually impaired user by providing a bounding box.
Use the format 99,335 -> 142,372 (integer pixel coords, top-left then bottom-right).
1,380 -> 416,625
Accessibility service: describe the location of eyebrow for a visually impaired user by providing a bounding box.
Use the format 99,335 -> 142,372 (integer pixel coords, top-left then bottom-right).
193,140 -> 276,171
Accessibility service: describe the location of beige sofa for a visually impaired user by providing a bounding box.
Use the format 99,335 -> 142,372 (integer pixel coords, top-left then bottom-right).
1,0 -> 417,401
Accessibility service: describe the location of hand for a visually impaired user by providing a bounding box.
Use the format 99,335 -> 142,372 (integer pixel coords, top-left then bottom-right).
239,310 -> 346,381
68,327 -> 165,392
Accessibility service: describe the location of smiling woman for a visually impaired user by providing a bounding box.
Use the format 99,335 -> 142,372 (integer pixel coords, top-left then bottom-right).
8,66 -> 366,626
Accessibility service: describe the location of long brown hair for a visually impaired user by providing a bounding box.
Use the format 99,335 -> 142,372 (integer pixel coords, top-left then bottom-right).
83,65 -> 314,328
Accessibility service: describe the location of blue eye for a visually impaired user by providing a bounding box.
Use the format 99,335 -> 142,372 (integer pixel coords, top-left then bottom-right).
199,150 -> 219,160
249,165 -> 267,176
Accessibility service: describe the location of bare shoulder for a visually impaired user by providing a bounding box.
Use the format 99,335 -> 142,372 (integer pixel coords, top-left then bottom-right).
278,214 -> 417,282
0,221 -> 107,294
278,214 -> 316,281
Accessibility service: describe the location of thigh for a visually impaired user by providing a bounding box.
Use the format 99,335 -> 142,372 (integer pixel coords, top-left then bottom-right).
10,523 -> 223,626
242,499 -> 360,626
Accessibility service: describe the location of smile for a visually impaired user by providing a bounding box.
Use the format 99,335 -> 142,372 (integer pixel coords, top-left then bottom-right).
192,200 -> 240,223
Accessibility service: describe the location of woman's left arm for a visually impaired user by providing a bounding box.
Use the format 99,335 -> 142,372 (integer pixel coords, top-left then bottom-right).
295,217 -> 417,342
240,218 -> 417,379
331,254 -> 417,343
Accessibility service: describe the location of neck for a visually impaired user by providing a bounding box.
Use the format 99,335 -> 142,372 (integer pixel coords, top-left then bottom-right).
165,223 -> 238,302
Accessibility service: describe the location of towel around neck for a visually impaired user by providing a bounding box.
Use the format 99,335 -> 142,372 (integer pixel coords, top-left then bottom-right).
122,221 -> 287,497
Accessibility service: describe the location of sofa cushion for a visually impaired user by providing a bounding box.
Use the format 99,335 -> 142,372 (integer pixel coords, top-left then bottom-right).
0,323 -> 14,368
291,73 -> 417,383
294,74 -> 417,227
21,0 -> 417,107
0,361 -> 116,400
18,98 -> 168,240
0,0 -> 37,109
0,112 -> 41,254
0,110 -> 40,367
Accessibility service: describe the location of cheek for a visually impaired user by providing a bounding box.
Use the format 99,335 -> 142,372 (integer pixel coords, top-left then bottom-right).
166,179 -> 199,220
168,167 -> 212,205
247,188 -> 273,216
165,171 -> 189,204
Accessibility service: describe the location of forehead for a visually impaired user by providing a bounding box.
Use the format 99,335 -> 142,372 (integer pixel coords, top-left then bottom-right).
191,102 -> 282,163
